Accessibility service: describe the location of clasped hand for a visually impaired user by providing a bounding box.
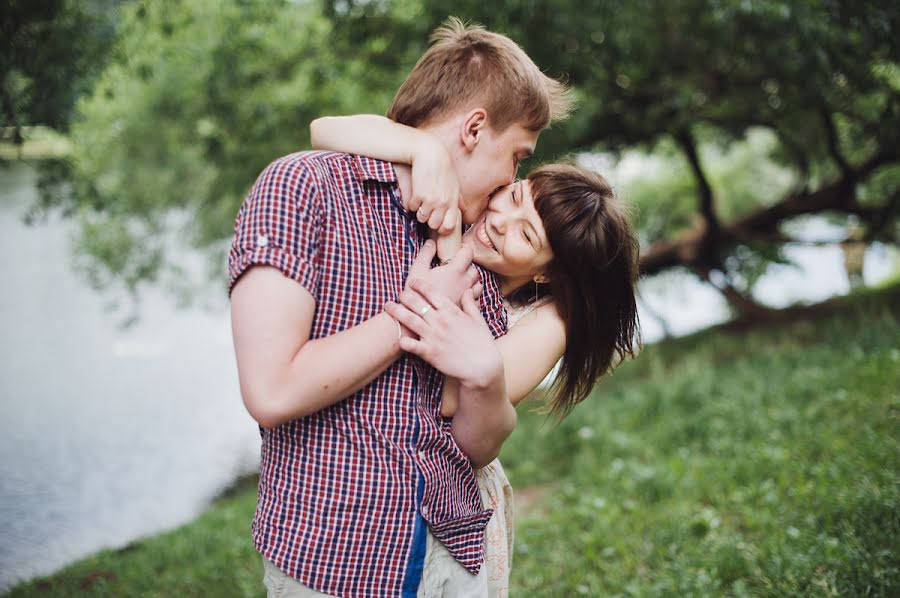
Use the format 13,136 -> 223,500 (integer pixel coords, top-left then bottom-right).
403,139 -> 460,235
386,241 -> 502,388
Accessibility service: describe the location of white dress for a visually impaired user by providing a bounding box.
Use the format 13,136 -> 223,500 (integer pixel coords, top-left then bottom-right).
475,459 -> 515,597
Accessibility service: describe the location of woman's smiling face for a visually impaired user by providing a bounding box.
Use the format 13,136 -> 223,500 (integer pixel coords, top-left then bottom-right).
462,180 -> 554,285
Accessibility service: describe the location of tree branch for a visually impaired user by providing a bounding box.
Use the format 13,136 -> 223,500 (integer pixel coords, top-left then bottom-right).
639,147 -> 898,277
697,267 -> 774,317
820,106 -> 852,178
674,127 -> 718,233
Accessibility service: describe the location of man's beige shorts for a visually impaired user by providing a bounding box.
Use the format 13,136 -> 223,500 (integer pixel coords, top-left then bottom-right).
261,460 -> 513,598
262,532 -> 488,598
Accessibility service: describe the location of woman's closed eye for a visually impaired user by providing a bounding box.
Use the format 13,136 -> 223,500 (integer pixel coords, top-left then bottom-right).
522,227 -> 536,250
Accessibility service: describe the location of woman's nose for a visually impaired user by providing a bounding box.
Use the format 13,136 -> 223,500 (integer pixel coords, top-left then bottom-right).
493,213 -> 508,234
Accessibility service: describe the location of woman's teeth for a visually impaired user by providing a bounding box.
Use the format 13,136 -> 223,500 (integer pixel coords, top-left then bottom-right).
478,223 -> 497,252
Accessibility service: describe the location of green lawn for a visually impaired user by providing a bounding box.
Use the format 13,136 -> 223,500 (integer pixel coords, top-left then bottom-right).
7,284 -> 899,597
503,283 -> 900,596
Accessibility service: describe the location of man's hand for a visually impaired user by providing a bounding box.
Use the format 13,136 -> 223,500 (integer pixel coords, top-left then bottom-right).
386,281 -> 502,389
386,278 -> 514,467
404,242 -> 480,308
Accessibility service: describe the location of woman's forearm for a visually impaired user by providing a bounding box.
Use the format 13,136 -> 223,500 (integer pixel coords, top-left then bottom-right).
311,114 -> 435,165
450,371 -> 517,468
442,304 -> 564,467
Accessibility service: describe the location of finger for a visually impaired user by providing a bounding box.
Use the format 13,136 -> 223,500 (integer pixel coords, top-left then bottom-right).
439,208 -> 459,235
409,278 -> 456,311
466,265 -> 480,288
450,245 -> 474,270
385,302 -> 429,337
407,195 -> 423,213
435,233 -> 458,266
427,207 -> 445,231
399,287 -> 436,318
408,240 -> 436,278
471,282 -> 484,300
461,288 -> 482,319
399,335 -> 427,357
416,205 -> 433,224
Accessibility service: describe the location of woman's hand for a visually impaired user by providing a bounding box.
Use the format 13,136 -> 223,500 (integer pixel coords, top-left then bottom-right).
409,138 -> 461,235
385,280 -> 502,389
309,114 -> 461,236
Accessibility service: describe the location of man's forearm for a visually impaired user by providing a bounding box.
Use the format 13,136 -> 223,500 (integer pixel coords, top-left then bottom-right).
242,311 -> 404,427
450,367 -> 517,469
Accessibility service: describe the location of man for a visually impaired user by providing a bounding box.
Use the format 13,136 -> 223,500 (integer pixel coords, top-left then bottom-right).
229,17 -> 570,597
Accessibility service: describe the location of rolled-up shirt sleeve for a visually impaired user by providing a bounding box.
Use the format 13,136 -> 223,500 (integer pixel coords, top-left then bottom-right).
227,155 -> 325,296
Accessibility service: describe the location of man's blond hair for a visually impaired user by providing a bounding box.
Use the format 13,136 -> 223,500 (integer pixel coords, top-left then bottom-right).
387,17 -> 572,132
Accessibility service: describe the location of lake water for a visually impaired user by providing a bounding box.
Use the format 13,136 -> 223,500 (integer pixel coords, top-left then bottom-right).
0,160 -> 895,591
0,162 -> 260,590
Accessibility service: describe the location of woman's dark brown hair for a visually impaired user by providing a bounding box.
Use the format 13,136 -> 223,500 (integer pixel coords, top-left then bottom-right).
507,163 -> 641,419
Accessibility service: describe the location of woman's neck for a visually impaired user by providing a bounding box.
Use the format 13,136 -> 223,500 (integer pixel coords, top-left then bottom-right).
497,273 -> 532,298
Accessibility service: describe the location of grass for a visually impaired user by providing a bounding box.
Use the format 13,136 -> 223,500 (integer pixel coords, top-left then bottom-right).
5,475 -> 264,597
7,284 -> 899,597
503,283 -> 900,597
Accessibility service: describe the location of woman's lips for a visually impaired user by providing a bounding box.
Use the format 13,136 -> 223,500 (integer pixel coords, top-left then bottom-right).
477,222 -> 497,252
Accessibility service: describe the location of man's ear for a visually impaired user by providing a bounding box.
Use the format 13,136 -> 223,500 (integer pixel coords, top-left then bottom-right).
459,108 -> 488,152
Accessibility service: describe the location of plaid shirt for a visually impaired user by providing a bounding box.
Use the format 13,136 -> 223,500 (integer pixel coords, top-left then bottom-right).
228,152 -> 508,597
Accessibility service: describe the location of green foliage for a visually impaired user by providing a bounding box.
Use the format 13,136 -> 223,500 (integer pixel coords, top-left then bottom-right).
0,0 -> 119,138
502,284 -> 900,596
40,0 -> 896,298
50,0 -> 427,294
621,129 -> 797,246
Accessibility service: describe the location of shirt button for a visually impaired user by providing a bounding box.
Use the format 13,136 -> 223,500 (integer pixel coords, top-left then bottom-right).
256,234 -> 269,248
421,505 -> 429,517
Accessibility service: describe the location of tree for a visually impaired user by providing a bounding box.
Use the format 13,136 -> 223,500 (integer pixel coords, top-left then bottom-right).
1,0 -> 118,143
37,0 -> 900,312
412,0 -> 900,312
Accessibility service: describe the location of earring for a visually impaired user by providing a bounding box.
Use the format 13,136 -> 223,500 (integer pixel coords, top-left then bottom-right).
534,281 -> 539,303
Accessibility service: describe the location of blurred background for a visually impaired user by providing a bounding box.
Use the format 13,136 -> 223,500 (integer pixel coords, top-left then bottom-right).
1,0 -> 898,595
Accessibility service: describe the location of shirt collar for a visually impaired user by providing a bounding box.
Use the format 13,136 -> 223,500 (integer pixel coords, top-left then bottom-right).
351,155 -> 398,185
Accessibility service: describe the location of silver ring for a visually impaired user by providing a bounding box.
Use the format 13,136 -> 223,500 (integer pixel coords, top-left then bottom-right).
419,305 -> 431,317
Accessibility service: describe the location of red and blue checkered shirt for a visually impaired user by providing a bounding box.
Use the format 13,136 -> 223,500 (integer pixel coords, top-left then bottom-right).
228,152 -> 508,597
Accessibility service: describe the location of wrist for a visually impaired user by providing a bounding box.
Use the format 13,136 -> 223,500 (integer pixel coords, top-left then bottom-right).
383,309 -> 416,347
458,352 -> 504,393
411,133 -> 450,167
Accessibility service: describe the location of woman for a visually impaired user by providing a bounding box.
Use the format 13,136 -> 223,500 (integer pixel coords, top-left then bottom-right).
311,115 -> 641,592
